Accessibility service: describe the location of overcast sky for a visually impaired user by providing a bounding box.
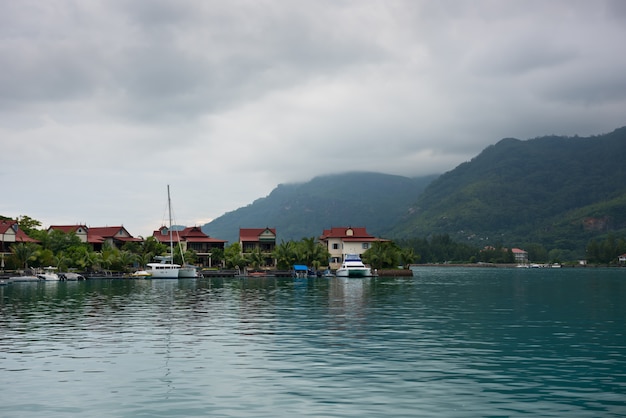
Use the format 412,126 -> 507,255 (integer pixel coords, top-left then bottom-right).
1,0 -> 625,238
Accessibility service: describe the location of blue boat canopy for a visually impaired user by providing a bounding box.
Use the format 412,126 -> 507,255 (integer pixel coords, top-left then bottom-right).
293,264 -> 308,271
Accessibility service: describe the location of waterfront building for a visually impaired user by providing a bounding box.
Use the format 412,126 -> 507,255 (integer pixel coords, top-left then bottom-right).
152,225 -> 227,268
319,226 -> 380,270
239,228 -> 277,267
48,225 -> 142,251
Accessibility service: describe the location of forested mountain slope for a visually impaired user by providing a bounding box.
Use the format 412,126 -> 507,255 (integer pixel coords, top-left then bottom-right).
392,127 -> 626,253
202,172 -> 436,243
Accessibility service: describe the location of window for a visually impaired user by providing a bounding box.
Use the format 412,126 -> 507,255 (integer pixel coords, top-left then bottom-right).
362,243 -> 369,249
332,243 -> 339,250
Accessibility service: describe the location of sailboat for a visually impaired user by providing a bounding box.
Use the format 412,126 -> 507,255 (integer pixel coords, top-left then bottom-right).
145,185 -> 181,279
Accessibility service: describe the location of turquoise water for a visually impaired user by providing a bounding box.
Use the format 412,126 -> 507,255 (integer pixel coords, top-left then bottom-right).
1,267 -> 625,417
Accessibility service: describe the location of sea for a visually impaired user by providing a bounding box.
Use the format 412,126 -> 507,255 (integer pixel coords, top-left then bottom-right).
0,267 -> 624,417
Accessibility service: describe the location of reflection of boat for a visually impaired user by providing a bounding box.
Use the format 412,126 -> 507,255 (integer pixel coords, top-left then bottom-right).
335,254 -> 372,277
146,186 -> 181,279
37,266 -> 60,281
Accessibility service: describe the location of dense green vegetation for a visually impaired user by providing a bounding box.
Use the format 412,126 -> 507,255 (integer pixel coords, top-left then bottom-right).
391,127 -> 626,260
203,172 -> 437,243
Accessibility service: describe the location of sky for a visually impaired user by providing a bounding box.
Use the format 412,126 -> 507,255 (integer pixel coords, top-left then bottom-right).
1,0 -> 625,238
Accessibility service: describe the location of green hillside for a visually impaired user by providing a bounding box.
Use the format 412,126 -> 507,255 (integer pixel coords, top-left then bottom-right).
202,172 -> 437,243
392,127 -> 626,255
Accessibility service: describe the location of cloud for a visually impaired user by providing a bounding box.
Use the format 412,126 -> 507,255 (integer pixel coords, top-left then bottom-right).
1,0 -> 625,237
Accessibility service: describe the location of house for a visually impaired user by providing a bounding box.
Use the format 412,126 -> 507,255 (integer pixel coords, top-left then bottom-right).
511,248 -> 529,264
239,228 -> 276,266
152,225 -> 227,267
1,219 -> 39,255
48,225 -> 142,251
619,254 -> 626,264
319,226 -> 380,269
48,224 -> 89,243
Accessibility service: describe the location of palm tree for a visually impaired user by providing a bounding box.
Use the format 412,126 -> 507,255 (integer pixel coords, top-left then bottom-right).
10,242 -> 38,269
247,247 -> 265,270
273,240 -> 297,269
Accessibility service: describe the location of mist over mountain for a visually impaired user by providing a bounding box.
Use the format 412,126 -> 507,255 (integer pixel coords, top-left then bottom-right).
203,127 -> 626,256
202,172 -> 437,243
392,126 -> 626,253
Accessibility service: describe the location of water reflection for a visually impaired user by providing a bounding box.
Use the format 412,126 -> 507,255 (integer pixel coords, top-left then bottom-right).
0,270 -> 625,417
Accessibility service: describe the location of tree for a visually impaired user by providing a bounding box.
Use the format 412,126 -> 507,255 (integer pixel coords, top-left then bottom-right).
224,243 -> 246,270
17,215 -> 42,237
363,241 -> 400,269
273,240 -> 297,269
10,242 -> 38,269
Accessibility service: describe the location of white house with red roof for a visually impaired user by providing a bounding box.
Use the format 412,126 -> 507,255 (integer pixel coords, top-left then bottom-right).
1,219 -> 39,256
48,224 -> 89,243
319,226 -> 381,269
152,225 -> 227,267
511,248 -> 529,264
619,253 -> 626,264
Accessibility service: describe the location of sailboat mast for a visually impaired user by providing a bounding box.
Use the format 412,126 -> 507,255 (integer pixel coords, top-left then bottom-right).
167,184 -> 173,259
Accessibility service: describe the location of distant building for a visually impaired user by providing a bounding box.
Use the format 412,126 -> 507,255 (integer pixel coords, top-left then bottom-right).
511,248 -> 529,264
319,226 -> 381,269
48,225 -> 141,251
619,254 -> 626,264
48,224 -> 89,243
239,228 -> 277,266
1,219 -> 39,258
152,226 -> 227,267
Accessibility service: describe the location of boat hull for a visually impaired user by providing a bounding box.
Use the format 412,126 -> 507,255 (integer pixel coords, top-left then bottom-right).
145,263 -> 180,279
336,268 -> 371,278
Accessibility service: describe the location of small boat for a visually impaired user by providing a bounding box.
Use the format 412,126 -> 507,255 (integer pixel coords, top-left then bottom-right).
37,266 -> 61,281
335,254 -> 372,278
130,270 -> 152,278
8,275 -> 42,283
59,272 -> 86,280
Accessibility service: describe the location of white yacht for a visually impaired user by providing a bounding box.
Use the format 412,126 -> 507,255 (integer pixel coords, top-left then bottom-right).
37,266 -> 60,281
145,257 -> 181,279
335,254 -> 372,278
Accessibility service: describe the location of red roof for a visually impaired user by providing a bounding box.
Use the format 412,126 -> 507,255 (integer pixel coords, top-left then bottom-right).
319,226 -> 375,240
0,219 -> 39,242
152,226 -> 227,244
239,228 -> 276,242
48,225 -> 87,234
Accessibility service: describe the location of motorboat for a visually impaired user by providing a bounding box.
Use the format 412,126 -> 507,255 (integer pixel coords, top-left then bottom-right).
335,254 -> 372,278
37,266 -> 60,281
130,270 -> 152,278
59,272 -> 86,280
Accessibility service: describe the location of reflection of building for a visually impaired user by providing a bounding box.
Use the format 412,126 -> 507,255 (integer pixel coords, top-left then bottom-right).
319,226 -> 380,270
48,225 -> 142,251
152,226 -> 226,267
239,228 -> 276,266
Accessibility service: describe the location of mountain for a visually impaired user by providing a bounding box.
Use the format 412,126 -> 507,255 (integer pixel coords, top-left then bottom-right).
202,127 -> 626,257
202,172 -> 437,243
391,127 -> 626,253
